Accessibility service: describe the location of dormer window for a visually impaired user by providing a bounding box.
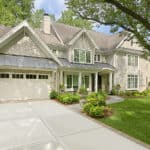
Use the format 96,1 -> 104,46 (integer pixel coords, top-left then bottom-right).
74,49 -> 91,63
94,54 -> 101,62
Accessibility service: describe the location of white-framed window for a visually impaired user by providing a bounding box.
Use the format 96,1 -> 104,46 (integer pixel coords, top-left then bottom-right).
0,73 -> 9,78
94,54 -> 101,62
127,74 -> 138,89
66,74 -> 78,89
74,49 -> 91,63
26,74 -> 37,79
128,55 -> 138,66
12,74 -> 24,79
82,75 -> 90,89
39,75 -> 48,79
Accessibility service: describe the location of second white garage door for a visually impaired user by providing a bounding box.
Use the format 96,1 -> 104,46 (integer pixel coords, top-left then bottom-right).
0,72 -> 52,101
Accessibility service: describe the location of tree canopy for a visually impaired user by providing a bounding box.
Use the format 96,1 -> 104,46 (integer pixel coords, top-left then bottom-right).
58,9 -> 92,30
66,0 -> 150,50
0,0 -> 34,26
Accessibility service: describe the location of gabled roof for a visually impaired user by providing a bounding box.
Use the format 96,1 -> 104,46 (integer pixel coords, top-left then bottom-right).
52,23 -> 81,44
0,21 -> 127,53
68,29 -> 98,49
0,21 -> 62,66
52,23 -> 126,51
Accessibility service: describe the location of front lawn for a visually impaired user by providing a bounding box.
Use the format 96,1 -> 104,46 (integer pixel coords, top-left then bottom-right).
100,96 -> 150,144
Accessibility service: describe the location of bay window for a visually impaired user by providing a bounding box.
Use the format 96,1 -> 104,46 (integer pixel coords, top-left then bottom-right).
127,74 -> 138,89
74,49 -> 91,63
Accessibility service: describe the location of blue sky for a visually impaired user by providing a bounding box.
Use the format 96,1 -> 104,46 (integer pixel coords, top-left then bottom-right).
34,0 -> 112,34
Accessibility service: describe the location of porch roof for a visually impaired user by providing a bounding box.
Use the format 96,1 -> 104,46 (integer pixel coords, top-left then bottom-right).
0,54 -> 58,70
59,58 -> 115,71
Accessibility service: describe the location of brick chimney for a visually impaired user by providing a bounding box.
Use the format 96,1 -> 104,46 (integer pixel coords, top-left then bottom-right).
42,13 -> 51,34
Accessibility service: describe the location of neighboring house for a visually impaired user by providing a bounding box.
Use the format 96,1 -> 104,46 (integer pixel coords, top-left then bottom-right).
0,14 -> 150,101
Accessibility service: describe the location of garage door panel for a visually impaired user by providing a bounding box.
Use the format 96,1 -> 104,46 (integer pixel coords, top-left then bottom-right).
0,73 -> 51,101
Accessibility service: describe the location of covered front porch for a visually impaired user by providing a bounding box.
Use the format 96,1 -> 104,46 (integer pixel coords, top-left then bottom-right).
58,69 -> 113,93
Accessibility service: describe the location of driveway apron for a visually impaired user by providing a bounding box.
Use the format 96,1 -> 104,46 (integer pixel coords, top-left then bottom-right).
0,101 -> 148,150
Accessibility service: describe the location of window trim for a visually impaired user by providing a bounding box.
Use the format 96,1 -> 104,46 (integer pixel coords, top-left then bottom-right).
39,74 -> 48,79
26,74 -> 37,79
73,48 -> 92,64
94,54 -> 101,62
12,74 -> 24,79
128,54 -> 139,67
126,74 -> 139,90
82,75 -> 90,90
66,74 -> 79,91
0,73 -> 9,79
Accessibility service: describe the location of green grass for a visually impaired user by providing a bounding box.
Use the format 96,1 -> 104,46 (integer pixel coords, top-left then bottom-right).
100,96 -> 150,144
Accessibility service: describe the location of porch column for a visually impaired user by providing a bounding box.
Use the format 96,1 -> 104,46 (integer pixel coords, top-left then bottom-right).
60,71 -> 63,85
78,72 -> 82,89
95,72 -> 98,92
109,72 -> 113,92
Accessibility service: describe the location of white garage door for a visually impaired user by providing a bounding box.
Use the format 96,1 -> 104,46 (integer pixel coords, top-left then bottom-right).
0,72 -> 52,101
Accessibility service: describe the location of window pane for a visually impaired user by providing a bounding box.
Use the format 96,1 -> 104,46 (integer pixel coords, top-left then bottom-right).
12,74 -> 23,79
86,51 -> 91,63
85,76 -> 89,88
128,74 -> 138,89
39,75 -> 48,79
0,73 -> 9,78
97,55 -> 100,61
82,75 -> 89,88
74,49 -> 79,62
128,55 -> 138,66
26,74 -> 36,79
67,75 -> 72,88
73,75 -> 78,89
80,51 -> 86,63
94,55 -> 96,61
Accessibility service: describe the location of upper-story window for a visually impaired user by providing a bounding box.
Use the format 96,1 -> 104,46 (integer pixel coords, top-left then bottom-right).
128,55 -> 138,66
94,54 -> 101,62
74,49 -> 91,63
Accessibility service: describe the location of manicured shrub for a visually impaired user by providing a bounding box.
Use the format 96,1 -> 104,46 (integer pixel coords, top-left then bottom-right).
57,93 -> 80,104
83,103 -> 93,114
89,106 -> 104,118
86,92 -> 106,106
49,90 -> 59,99
71,94 -> 80,102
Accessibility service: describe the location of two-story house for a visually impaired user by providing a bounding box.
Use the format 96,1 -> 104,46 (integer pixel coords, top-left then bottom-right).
0,14 -> 149,101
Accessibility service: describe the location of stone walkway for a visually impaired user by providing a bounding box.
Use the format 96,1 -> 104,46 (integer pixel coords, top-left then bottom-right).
106,95 -> 124,104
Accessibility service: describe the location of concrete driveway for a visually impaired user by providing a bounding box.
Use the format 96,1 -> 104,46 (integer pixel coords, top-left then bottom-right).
0,101 -> 149,150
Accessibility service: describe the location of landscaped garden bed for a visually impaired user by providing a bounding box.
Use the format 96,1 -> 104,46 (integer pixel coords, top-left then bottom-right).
49,90 -> 80,104
82,92 -> 112,118
49,89 -> 112,118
